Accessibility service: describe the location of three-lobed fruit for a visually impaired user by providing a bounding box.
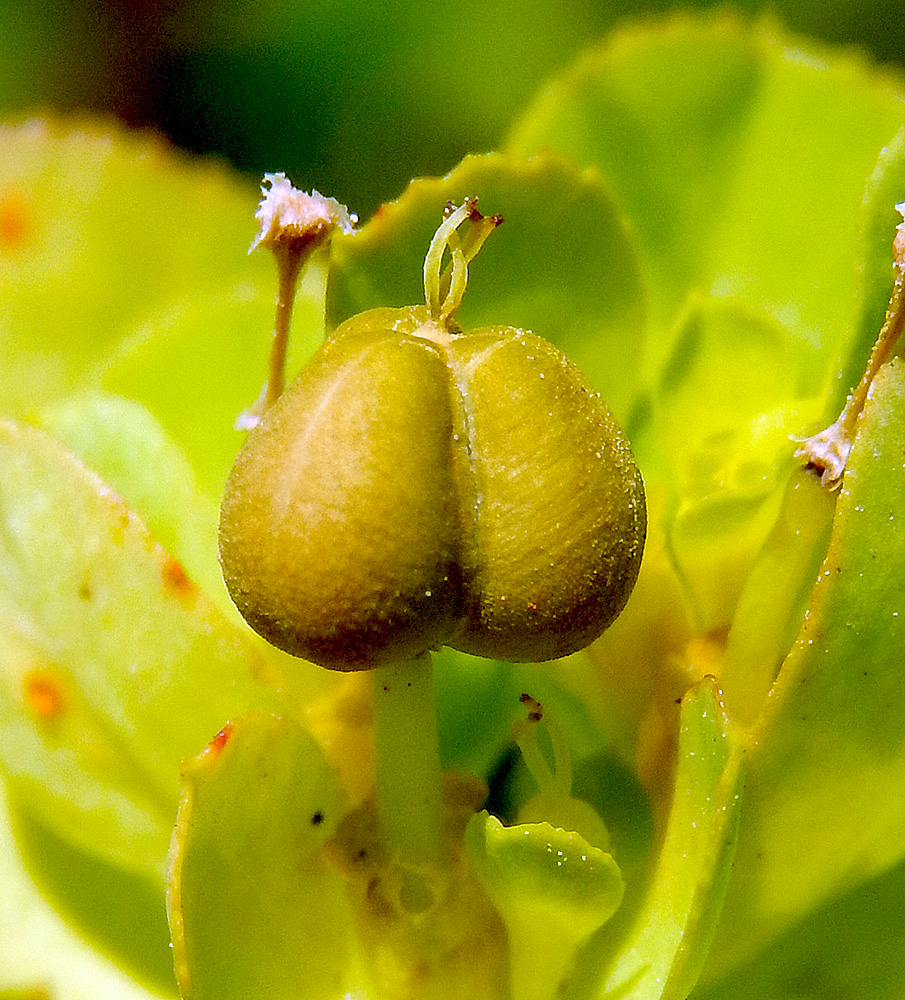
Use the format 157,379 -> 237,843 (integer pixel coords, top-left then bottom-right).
219,301 -> 646,671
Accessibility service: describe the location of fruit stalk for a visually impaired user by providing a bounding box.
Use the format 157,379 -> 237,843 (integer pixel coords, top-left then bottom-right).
372,652 -> 444,876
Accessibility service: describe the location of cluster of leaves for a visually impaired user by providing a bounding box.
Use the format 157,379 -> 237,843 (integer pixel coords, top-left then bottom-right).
2,13 -> 905,1000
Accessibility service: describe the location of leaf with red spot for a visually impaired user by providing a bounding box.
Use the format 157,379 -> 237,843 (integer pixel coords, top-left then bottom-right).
0,419 -> 294,875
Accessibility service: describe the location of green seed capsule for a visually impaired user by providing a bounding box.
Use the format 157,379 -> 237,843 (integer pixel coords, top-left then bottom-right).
219,202 -> 646,670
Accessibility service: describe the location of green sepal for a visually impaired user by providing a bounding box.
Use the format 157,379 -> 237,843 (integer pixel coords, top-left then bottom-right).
465,810 -> 624,1000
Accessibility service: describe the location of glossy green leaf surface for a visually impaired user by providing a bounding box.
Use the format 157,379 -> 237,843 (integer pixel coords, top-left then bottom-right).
169,712 -> 354,1000
508,15 -> 905,389
0,420 -> 289,873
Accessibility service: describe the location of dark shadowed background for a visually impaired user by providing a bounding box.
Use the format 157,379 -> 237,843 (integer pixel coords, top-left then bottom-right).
1,0 -> 904,217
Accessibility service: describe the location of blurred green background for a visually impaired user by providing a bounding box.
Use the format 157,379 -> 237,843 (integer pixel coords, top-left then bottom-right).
1,0 -> 904,219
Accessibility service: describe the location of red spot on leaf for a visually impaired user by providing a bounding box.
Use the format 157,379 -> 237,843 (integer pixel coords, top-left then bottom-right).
0,188 -> 29,251
24,672 -> 66,720
162,556 -> 196,600
207,723 -> 234,757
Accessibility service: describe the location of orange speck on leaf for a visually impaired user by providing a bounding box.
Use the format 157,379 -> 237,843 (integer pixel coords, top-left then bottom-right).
24,672 -> 66,720
162,556 -> 196,599
0,189 -> 29,251
207,723 -> 234,757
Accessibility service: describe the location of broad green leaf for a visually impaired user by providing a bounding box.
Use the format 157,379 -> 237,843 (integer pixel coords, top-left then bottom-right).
579,678 -> 742,1000
709,358 -> 905,975
466,812 -> 624,1000
507,16 -> 905,391
326,150 -> 646,421
0,119 -> 267,412
0,420 -> 293,873
693,849 -> 905,1000
168,712 -> 355,1000
7,787 -> 177,996
39,394 -> 223,606
0,779 -> 169,1000
0,118 -> 327,499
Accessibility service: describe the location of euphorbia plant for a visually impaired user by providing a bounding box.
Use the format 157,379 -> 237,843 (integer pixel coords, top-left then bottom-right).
3,13 -> 905,1000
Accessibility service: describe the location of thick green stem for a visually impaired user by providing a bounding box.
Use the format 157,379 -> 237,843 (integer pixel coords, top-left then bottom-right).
372,652 -> 444,875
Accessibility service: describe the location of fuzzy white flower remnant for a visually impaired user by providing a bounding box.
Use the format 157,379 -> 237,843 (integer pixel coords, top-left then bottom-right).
250,172 -> 357,253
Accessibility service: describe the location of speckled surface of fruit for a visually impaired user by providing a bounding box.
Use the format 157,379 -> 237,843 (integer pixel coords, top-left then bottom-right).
219,302 -> 646,670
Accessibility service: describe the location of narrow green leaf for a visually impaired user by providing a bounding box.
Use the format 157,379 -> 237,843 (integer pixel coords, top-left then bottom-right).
168,712 -> 355,1000
720,470 -> 836,727
832,126 -> 905,415
588,678 -> 743,1000
710,358 -> 905,974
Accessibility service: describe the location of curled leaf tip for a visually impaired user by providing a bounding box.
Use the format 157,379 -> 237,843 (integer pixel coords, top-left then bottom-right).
250,172 -> 357,253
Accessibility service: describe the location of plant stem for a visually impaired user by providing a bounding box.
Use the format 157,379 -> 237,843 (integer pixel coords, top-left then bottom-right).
263,240 -> 307,410
372,652 -> 444,875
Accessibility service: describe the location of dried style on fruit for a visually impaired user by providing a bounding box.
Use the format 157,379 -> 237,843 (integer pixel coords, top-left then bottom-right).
219,197 -> 646,669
